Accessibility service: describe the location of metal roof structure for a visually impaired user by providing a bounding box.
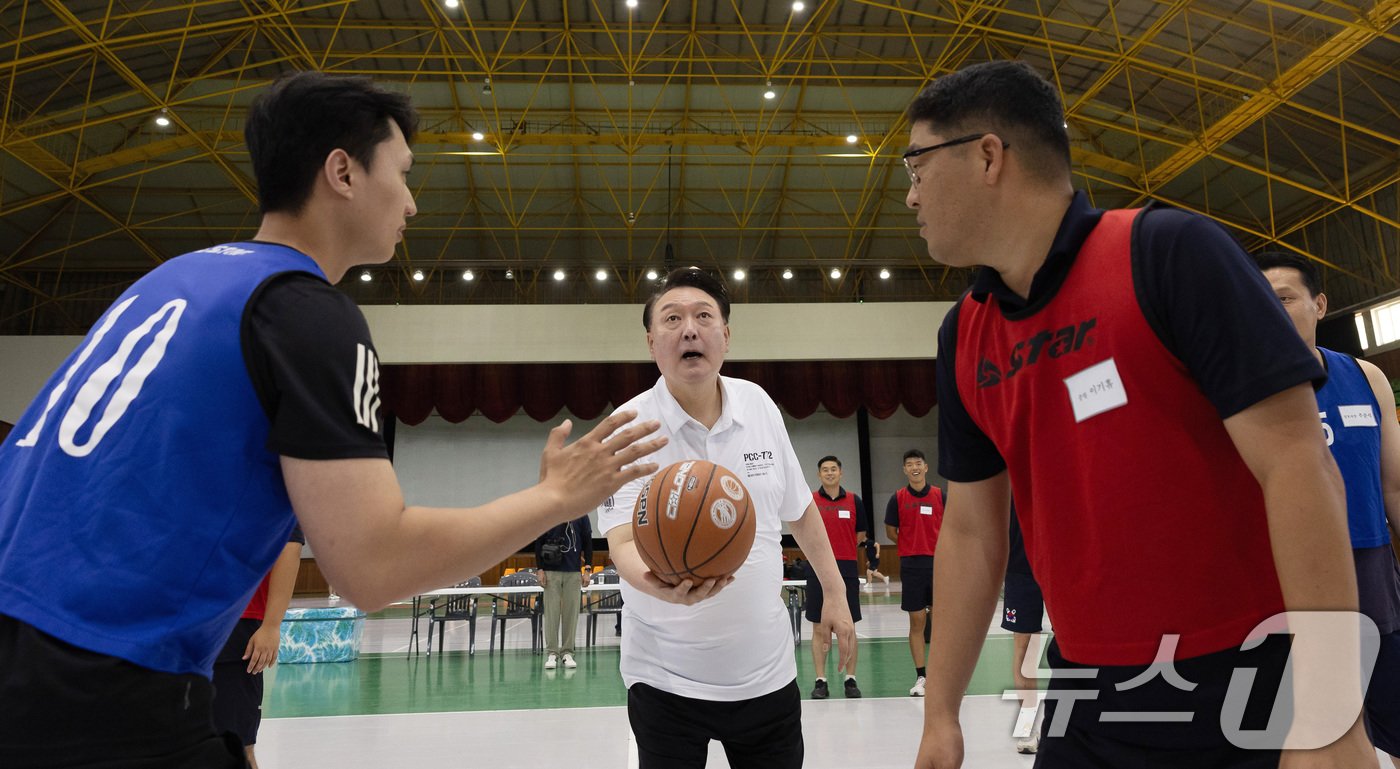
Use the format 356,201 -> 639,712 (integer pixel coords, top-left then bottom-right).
1,0 -> 1397,333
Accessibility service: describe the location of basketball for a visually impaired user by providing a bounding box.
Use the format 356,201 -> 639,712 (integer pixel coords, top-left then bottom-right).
632,460 -> 756,584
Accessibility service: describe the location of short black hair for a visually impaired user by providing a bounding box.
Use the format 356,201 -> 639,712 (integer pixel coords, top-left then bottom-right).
642,267 -> 732,330
817,455 -> 842,469
1255,251 -> 1322,298
903,449 -> 926,462
906,60 -> 1071,183
245,71 -> 419,215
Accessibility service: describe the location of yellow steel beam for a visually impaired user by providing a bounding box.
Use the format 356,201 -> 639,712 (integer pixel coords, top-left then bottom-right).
0,1 -> 352,73
41,0 -> 258,202
1139,0 -> 1400,194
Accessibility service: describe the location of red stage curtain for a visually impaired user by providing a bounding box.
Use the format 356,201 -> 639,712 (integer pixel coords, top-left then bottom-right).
380,361 -> 936,425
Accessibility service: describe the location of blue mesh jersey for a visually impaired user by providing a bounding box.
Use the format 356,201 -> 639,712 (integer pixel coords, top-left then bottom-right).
1317,347 -> 1390,548
0,242 -> 330,676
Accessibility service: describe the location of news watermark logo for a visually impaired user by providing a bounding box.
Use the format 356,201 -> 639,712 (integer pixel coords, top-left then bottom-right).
1001,611 -> 1381,749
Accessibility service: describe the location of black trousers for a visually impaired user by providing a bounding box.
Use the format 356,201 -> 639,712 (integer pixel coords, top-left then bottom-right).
0,614 -> 247,769
628,679 -> 803,769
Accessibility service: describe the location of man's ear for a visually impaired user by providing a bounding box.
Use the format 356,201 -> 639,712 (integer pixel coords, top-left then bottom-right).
1315,291 -> 1328,318
324,149 -> 354,199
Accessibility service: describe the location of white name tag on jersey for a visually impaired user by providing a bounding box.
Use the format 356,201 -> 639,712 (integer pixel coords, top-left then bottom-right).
838,510 -> 851,519
1340,404 -> 1377,428
920,505 -> 934,516
1065,358 -> 1129,423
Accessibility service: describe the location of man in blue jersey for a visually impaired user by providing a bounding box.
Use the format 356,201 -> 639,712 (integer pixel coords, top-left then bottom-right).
0,72 -> 663,768
1259,251 -> 1400,767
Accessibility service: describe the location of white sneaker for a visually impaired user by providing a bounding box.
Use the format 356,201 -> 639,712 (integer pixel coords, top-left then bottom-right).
909,675 -> 926,697
544,653 -> 558,670
1016,726 -> 1040,754
1012,706 -> 1037,740
1015,703 -> 1041,754
562,652 -> 577,669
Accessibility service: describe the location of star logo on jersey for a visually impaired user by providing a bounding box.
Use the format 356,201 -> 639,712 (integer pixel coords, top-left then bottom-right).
977,357 -> 1003,387
976,318 -> 1097,389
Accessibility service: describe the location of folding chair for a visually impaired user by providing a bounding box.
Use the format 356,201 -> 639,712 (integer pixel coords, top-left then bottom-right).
489,571 -> 542,653
425,576 -> 481,656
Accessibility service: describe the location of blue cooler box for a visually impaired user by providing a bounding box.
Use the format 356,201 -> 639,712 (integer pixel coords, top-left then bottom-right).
278,607 -> 366,663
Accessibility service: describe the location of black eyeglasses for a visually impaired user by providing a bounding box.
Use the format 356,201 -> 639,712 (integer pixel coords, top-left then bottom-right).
901,133 -> 1008,185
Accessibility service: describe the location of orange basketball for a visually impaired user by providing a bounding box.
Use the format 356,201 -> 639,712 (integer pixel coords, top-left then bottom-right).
631,460 -> 756,583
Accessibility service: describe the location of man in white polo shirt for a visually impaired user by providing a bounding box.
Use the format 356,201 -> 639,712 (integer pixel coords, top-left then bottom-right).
599,267 -> 856,769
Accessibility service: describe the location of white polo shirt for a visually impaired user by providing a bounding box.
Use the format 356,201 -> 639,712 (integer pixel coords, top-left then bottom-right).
598,375 -> 809,701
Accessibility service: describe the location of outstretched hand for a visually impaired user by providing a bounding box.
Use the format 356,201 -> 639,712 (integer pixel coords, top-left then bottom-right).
538,410 -> 667,515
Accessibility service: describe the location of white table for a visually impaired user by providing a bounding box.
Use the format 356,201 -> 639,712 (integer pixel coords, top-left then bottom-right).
408,584 -> 543,656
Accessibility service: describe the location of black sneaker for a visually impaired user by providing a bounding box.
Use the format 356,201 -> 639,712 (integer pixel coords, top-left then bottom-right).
811,679 -> 829,699
844,678 -> 863,698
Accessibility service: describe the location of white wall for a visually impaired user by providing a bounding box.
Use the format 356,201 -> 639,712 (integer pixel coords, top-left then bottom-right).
0,302 -> 948,422
0,336 -> 81,424
362,302 -> 950,363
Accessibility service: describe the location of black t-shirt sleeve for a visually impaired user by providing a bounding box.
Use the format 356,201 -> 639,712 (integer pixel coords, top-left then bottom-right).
1134,207 -> 1323,418
242,272 -> 390,460
289,523 -> 306,546
936,300 -> 1008,482
884,494 -> 900,529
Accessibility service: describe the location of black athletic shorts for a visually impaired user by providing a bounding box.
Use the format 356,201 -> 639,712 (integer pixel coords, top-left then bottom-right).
212,618 -> 266,746
900,556 -> 933,612
1035,634 -> 1290,768
803,560 -> 862,624
0,613 -> 247,768
1365,629 -> 1400,756
628,680 -> 802,769
1001,570 -> 1045,633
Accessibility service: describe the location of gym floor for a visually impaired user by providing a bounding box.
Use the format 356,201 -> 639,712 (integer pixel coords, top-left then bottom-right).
257,586 -> 1042,768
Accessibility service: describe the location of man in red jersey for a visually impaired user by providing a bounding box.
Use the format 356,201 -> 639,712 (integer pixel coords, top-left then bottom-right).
807,455 -> 867,700
212,530 -> 303,769
885,449 -> 944,697
906,60 -> 1373,768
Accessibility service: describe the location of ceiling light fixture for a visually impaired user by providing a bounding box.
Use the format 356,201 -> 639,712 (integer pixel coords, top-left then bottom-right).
595,269 -> 608,281
412,269 -> 425,282
845,134 -> 858,144
504,269 -> 514,280
462,269 -> 474,281
879,268 -> 891,280
782,269 -> 793,280
792,1 -> 805,10
553,269 -> 566,281
444,0 -> 459,7
645,269 -> 658,281
359,270 -> 372,282
481,78 -> 492,96
471,131 -> 485,141
154,109 -> 171,127
733,268 -> 746,282
829,268 -> 841,279
763,81 -> 776,100
626,0 -> 638,7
